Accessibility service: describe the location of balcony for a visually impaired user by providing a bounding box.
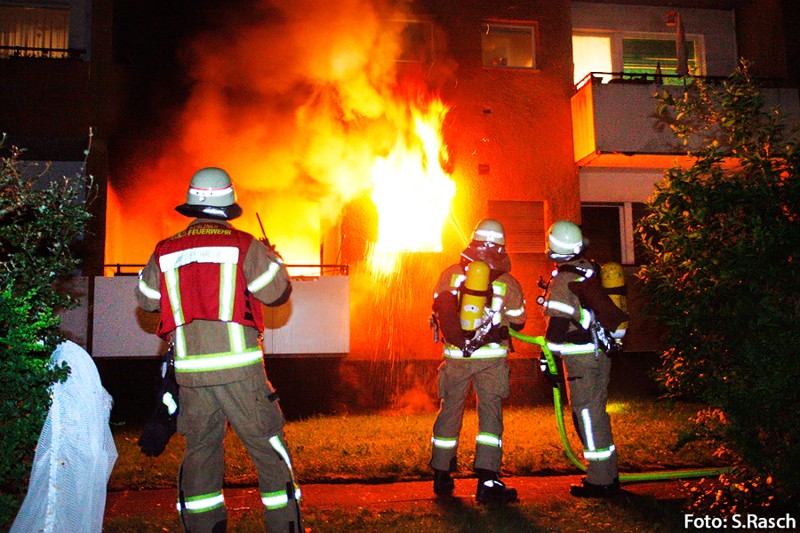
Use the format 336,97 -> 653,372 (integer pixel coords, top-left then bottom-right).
571,73 -> 800,169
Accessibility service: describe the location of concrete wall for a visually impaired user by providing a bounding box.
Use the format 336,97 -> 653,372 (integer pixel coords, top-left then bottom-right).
60,275 -> 350,358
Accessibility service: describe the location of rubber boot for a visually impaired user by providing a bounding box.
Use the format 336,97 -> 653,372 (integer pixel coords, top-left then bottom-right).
569,477 -> 621,498
433,469 -> 455,496
475,469 -> 517,504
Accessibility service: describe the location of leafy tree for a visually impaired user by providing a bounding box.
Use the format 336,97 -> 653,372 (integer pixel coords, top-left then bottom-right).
637,62 -> 800,513
0,138 -> 93,527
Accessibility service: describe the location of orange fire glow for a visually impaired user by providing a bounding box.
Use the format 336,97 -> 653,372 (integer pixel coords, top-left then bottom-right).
104,1 -> 458,281
368,96 -> 455,274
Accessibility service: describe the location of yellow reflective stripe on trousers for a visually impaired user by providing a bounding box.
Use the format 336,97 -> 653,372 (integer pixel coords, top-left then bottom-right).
431,436 -> 458,449
582,408 -> 596,451
476,432 -> 502,447
177,491 -> 224,514
263,435 -> 302,509
269,435 -> 295,471
261,486 -> 302,510
581,407 -> 616,461
584,445 -> 616,461
174,347 -> 263,372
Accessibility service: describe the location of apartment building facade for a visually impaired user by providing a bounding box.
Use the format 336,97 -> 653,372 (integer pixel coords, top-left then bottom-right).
1,0 -> 798,365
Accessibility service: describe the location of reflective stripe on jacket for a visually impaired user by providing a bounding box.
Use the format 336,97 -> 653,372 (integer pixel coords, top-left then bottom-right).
152,221 -> 264,338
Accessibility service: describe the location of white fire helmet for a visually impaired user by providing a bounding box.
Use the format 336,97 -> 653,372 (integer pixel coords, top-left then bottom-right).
471,218 -> 506,246
547,220 -> 585,260
175,167 -> 243,220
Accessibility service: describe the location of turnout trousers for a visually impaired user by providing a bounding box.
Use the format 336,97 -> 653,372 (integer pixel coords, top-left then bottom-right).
177,370 -> 301,533
430,357 -> 510,473
561,352 -> 618,486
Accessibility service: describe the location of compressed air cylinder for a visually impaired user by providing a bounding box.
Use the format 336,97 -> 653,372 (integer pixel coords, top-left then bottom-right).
460,260 -> 490,331
601,261 -> 628,338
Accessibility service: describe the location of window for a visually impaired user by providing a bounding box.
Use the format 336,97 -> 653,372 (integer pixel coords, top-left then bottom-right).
482,22 -> 536,69
487,200 -> 544,253
581,203 -> 647,265
622,37 -> 697,81
573,35 -> 612,84
0,6 -> 69,58
573,32 -> 703,86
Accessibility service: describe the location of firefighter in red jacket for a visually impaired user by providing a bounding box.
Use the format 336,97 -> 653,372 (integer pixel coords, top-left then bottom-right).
136,167 -> 303,532
429,219 -> 527,503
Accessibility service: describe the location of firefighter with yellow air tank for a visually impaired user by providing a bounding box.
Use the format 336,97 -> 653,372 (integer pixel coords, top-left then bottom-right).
429,218 -> 527,503
541,220 -> 629,498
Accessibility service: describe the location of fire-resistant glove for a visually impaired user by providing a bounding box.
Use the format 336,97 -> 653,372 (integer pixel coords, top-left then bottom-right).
138,347 -> 179,457
138,399 -> 177,457
539,355 -> 564,388
482,324 -> 509,344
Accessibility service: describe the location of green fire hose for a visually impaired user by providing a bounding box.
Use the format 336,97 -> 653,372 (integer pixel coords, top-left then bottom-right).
509,329 -> 732,483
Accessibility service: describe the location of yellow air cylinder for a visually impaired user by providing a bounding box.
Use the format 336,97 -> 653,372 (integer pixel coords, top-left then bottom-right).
601,261 -> 628,337
460,260 -> 490,331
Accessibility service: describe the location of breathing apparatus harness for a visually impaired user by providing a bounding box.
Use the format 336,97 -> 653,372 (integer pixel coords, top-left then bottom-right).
430,260 -> 510,358
538,260 -> 626,359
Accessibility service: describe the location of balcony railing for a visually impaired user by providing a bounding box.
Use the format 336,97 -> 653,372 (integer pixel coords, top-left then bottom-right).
103,263 -> 349,278
0,45 -> 86,60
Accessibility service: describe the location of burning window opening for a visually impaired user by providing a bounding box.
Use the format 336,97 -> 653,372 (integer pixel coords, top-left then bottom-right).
368,96 -> 455,276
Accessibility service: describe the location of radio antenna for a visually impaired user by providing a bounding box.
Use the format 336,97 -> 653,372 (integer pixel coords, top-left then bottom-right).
256,212 -> 268,241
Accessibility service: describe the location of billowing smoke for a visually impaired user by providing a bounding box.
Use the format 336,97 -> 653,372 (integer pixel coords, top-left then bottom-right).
107,0 -> 452,269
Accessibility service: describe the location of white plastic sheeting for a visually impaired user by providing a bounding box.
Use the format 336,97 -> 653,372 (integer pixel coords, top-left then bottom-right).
11,341 -> 118,533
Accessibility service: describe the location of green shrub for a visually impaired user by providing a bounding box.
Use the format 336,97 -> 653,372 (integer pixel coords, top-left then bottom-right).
637,62 -> 800,512
0,139 -> 92,527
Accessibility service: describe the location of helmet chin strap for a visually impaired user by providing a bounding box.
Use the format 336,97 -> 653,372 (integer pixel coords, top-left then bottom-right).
547,250 -> 579,262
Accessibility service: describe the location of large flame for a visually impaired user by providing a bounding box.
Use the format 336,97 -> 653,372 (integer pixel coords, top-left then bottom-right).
368,96 -> 455,275
104,1 -> 460,283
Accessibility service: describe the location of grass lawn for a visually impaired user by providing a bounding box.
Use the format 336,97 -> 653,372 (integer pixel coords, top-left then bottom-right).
105,399 -> 728,531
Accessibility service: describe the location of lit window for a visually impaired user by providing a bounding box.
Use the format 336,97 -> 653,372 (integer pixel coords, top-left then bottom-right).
0,6 -> 69,59
622,37 -> 697,81
482,23 -> 536,69
573,35 -> 612,85
573,32 -> 702,86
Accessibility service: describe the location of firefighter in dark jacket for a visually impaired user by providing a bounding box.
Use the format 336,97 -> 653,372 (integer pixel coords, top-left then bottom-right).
136,167 -> 303,532
542,220 -> 622,498
429,219 -> 527,503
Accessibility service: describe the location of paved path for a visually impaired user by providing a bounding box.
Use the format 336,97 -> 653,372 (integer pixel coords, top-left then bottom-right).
105,474 -> 690,519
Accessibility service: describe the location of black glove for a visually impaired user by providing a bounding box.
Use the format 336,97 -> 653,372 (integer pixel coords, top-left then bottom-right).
539,355 -> 564,388
482,325 -> 509,344
138,402 -> 177,457
138,347 -> 179,457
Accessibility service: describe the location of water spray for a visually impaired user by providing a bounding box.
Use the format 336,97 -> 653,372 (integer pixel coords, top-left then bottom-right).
509,329 -> 732,483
